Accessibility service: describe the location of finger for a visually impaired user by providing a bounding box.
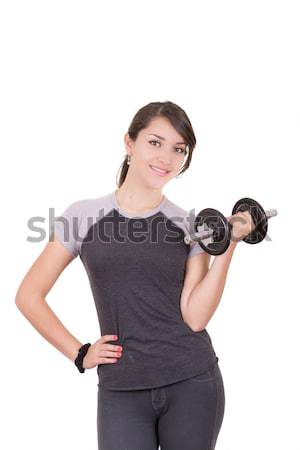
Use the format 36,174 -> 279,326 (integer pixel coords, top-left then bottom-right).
99,357 -> 118,364
100,350 -> 122,358
104,344 -> 123,352
101,334 -> 118,343
231,214 -> 247,224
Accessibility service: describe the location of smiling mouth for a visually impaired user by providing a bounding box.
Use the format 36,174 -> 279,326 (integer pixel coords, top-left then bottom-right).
149,165 -> 170,176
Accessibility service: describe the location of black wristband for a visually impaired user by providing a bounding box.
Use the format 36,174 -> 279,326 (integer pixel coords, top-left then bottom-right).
75,343 -> 91,373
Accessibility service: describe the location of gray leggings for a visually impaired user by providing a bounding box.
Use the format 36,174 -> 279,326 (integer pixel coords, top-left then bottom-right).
97,360 -> 225,450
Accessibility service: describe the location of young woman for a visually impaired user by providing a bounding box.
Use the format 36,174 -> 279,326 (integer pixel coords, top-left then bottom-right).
15,101 -> 254,450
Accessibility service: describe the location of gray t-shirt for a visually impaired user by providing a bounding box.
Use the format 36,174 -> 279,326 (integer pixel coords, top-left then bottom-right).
52,190 -> 218,390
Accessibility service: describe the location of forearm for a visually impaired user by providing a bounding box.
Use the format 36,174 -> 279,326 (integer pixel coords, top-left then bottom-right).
15,294 -> 83,363
185,241 -> 238,331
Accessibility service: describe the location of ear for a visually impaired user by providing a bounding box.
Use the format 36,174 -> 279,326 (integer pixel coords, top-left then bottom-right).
124,132 -> 133,154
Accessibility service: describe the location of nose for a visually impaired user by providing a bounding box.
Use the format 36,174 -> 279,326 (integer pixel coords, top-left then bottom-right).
157,150 -> 172,167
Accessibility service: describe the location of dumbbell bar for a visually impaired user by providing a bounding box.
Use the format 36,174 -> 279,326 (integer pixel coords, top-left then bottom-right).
184,198 -> 278,256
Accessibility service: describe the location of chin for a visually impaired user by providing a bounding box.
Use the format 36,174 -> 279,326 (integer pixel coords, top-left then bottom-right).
145,178 -> 171,190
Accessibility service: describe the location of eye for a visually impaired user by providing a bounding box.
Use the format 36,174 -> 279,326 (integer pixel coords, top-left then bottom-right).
176,147 -> 188,156
149,139 -> 161,147
149,140 -> 188,155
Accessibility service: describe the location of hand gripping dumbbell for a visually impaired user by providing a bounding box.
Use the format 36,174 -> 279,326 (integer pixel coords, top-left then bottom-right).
184,198 -> 278,256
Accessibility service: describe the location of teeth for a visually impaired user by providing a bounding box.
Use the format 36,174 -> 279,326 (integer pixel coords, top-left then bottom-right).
150,165 -> 168,174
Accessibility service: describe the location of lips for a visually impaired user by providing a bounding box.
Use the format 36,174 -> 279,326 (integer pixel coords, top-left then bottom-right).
149,165 -> 170,176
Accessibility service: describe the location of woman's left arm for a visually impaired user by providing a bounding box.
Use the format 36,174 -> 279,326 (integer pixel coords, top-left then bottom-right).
180,210 -> 255,332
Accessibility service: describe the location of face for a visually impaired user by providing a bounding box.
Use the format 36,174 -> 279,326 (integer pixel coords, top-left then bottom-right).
124,116 -> 189,188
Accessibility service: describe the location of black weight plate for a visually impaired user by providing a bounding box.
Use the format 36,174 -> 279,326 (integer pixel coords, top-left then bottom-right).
232,197 -> 268,244
194,208 -> 232,255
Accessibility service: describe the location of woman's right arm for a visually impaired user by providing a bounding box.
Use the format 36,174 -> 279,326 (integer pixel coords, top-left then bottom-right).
14,236 -> 123,368
15,235 -> 85,363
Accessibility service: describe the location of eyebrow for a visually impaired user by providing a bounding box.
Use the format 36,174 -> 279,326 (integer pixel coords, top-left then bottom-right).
147,133 -> 186,145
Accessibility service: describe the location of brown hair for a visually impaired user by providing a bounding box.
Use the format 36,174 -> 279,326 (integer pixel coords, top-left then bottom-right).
116,100 -> 197,188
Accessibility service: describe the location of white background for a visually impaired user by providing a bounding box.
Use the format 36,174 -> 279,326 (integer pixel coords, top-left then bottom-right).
1,1 -> 299,449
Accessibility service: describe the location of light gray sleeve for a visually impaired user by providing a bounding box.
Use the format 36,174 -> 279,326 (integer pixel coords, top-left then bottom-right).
187,238 -> 205,259
182,214 -> 206,259
51,201 -> 83,258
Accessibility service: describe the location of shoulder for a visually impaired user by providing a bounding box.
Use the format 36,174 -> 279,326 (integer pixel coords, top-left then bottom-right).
52,192 -> 113,258
56,192 -> 113,219
164,196 -> 205,258
164,196 -> 191,219
163,196 -> 195,234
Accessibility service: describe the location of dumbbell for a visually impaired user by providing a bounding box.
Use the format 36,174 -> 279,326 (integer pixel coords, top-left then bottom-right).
184,198 -> 277,256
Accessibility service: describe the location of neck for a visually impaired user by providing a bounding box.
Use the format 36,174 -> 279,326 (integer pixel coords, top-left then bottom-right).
115,179 -> 164,214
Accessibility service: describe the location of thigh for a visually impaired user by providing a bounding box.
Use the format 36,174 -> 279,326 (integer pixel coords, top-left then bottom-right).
158,362 -> 225,450
97,385 -> 159,450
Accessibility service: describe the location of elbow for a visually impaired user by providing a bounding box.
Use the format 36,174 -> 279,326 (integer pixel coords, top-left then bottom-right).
181,307 -> 207,333
190,323 -> 206,333
15,292 -> 23,308
15,293 -> 28,312
15,291 -> 45,312
181,299 -> 207,333
15,297 -> 27,317
15,283 -> 26,308
15,286 -> 28,308
183,318 -> 207,333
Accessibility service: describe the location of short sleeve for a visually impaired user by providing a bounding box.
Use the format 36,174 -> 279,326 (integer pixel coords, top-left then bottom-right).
187,239 -> 205,258
50,201 -> 82,258
183,214 -> 214,259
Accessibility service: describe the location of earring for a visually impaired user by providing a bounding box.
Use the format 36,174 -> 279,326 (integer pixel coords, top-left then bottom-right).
127,155 -> 131,165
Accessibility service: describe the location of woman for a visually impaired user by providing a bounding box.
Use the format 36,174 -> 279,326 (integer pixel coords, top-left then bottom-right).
15,101 -> 254,450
